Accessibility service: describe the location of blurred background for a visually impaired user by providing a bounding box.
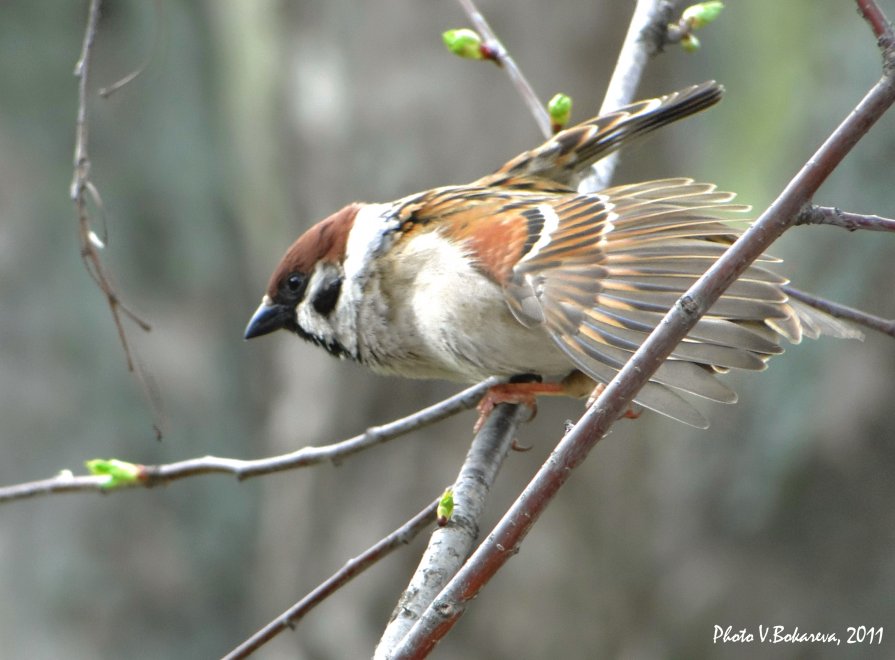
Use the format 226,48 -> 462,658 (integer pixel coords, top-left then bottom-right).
1,1 -> 893,658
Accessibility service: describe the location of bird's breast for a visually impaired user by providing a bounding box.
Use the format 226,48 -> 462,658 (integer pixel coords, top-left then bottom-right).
355,228 -> 571,381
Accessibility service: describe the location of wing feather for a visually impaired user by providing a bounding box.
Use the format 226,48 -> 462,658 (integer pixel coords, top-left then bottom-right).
552,337 -> 710,428
494,179 -> 852,426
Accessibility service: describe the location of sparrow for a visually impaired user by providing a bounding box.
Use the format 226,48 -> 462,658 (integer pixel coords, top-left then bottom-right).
245,81 -> 858,429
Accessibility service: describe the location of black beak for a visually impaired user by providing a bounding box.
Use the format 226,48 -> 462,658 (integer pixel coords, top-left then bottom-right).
244,300 -> 293,339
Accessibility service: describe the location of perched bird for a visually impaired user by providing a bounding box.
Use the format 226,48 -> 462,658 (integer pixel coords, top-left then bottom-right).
245,81 -> 858,429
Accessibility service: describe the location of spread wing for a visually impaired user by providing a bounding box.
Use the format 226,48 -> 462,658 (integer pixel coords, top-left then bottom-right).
499,178 -> 842,428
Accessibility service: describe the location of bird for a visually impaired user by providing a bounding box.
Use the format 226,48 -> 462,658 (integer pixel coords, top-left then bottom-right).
245,81 -> 859,429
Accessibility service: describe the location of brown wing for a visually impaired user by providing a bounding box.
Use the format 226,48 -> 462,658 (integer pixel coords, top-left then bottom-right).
504,178 -> 837,428
394,185 -> 566,288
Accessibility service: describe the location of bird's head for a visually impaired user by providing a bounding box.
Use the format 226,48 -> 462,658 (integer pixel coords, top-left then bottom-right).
244,203 -> 362,359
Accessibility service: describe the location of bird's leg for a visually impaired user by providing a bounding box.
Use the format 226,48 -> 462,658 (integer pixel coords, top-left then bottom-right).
474,373 -> 585,433
473,372 -> 643,434
474,376 -> 551,433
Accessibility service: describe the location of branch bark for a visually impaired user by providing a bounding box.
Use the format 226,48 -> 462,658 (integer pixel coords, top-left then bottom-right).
374,404 -> 527,657
0,379 -> 497,504
795,204 -> 895,232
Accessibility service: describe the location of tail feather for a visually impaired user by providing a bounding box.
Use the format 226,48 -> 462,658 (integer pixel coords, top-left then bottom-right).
481,81 -> 724,189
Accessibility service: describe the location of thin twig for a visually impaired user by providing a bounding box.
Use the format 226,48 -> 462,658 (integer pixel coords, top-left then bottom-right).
393,3 -> 895,653
72,0 -> 157,437
223,498 -> 439,660
787,205 -> 895,337
71,0 -> 99,197
373,403 -> 527,658
856,0 -> 895,54
0,379 -> 497,504
455,0 -> 552,139
72,0 -> 152,373
784,285 -> 895,338
98,0 -> 164,98
796,204 -> 895,232
0,472 -> 111,502
99,68 -> 145,99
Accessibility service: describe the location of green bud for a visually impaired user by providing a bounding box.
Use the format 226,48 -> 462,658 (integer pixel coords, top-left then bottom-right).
680,33 -> 701,52
86,458 -> 144,489
442,28 -> 485,60
548,93 -> 573,131
682,2 -> 724,30
437,487 -> 454,526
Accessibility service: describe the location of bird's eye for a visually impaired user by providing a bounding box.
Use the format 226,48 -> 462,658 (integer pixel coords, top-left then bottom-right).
281,272 -> 307,300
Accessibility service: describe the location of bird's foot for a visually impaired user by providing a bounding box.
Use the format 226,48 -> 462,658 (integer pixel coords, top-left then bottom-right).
474,379 -> 566,433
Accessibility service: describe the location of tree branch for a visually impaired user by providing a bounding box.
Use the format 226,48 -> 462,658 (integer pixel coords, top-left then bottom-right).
795,204 -> 895,232
392,4 -> 895,654
223,498 -> 439,660
373,403 -> 527,658
0,379 -> 497,504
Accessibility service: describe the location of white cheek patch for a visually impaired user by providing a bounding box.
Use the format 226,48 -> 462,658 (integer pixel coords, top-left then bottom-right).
291,261 -> 356,357
295,299 -> 323,334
